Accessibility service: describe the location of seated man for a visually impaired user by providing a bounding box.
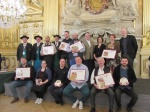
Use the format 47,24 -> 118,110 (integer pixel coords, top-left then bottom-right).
90,57 -> 115,112
63,56 -> 89,109
113,56 -> 138,112
48,58 -> 69,105
9,57 -> 35,103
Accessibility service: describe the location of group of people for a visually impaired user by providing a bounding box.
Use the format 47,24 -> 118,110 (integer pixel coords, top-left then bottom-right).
9,28 -> 138,112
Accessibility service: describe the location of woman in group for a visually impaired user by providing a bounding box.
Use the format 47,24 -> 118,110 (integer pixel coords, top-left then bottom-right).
106,34 -> 120,73
93,36 -> 106,67
32,60 -> 52,104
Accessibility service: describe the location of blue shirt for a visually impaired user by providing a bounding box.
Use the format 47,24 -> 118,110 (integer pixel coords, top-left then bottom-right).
67,63 -> 89,89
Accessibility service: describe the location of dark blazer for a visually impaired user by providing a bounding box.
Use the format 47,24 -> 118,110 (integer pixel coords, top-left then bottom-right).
17,43 -> 32,61
94,44 -> 106,58
32,43 -> 43,60
120,35 -> 138,59
52,41 -> 62,60
113,64 -> 137,88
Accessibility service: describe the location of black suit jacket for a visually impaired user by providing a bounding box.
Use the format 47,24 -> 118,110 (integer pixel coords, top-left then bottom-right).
32,43 -> 43,60
17,43 -> 32,61
113,64 -> 137,88
120,35 -> 138,59
52,41 -> 62,60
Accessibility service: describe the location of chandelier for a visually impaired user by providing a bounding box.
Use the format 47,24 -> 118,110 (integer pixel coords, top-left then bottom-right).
0,0 -> 26,28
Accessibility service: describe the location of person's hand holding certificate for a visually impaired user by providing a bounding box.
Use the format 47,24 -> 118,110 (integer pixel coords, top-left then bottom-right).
102,49 -> 116,59
59,42 -> 69,51
95,73 -> 115,89
69,69 -> 86,81
16,68 -> 30,78
70,41 -> 83,51
43,46 -> 54,55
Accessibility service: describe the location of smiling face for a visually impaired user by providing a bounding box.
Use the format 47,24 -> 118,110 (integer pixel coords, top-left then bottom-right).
97,57 -> 105,67
45,36 -> 50,43
36,37 -> 41,43
85,33 -> 91,40
22,38 -> 28,43
121,28 -> 128,37
121,58 -> 128,67
59,58 -> 66,68
41,60 -> 47,68
75,57 -> 82,65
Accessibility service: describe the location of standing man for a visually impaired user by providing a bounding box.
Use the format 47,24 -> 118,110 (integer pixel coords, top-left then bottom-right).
9,57 -> 35,103
67,33 -> 85,66
90,57 -> 115,112
63,56 -> 89,109
60,31 -> 72,68
82,32 -> 95,78
52,35 -> 62,68
113,56 -> 138,112
32,35 -> 43,72
17,35 -> 32,65
120,28 -> 138,68
48,58 -> 69,105
40,36 -> 56,73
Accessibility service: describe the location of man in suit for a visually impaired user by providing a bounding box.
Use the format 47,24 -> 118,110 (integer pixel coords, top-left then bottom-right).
32,35 -> 43,72
52,35 -> 62,68
82,32 -> 95,79
17,35 -> 32,65
119,28 -> 138,68
113,56 -> 138,112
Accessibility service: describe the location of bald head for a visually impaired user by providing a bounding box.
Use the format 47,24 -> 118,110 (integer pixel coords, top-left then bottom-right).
121,28 -> 128,38
45,36 -> 50,43
72,33 -> 78,40
97,57 -> 105,67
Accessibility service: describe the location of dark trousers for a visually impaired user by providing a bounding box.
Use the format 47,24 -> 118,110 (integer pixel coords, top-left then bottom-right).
122,54 -> 134,68
90,86 -> 115,110
83,59 -> 94,80
48,84 -> 65,102
115,87 -> 138,108
63,84 -> 89,103
33,91 -> 44,98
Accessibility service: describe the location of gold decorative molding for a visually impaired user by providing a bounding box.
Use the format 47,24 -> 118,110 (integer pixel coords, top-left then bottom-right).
143,58 -> 149,73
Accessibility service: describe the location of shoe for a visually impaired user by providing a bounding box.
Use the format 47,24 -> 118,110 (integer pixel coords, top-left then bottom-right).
108,109 -> 113,112
79,101 -> 83,109
11,97 -> 19,104
24,98 -> 29,103
116,107 -> 121,112
72,99 -> 79,108
37,98 -> 43,104
59,99 -> 64,106
90,108 -> 96,112
55,100 -> 60,104
127,107 -> 133,112
35,98 -> 40,104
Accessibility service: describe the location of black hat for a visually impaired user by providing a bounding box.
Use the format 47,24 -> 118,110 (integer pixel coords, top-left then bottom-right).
20,35 -> 29,39
34,35 -> 43,40
54,35 -> 61,39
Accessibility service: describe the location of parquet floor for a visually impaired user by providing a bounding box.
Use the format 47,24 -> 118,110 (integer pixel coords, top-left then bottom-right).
0,94 -> 137,112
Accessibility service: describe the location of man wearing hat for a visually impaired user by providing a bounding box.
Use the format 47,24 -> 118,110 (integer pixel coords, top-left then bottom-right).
17,35 -> 32,65
52,35 -> 62,68
32,35 -> 43,72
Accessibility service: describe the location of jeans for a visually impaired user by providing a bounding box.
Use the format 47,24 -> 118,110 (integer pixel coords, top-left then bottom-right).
9,80 -> 33,99
63,84 -> 89,103
48,84 -> 65,101
90,86 -> 115,110
69,59 -> 76,67
115,87 -> 138,108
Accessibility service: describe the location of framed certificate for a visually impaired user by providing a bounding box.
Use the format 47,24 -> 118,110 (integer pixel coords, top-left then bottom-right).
70,69 -> 86,81
59,42 -> 69,51
102,49 -> 116,59
16,68 -> 30,78
70,41 -> 83,51
95,73 -> 115,86
43,46 -> 54,55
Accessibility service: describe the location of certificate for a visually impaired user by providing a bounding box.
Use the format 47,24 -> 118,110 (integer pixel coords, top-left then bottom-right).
43,46 -> 54,55
70,41 -> 83,51
16,68 -> 30,78
59,42 -> 69,51
70,69 -> 86,81
95,73 -> 115,86
102,49 -> 116,59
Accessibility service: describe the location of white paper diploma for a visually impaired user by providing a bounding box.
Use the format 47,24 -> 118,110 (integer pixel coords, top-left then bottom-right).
70,69 -> 86,81
70,41 -> 83,50
16,68 -> 30,78
102,49 -> 116,59
43,46 -> 54,55
95,73 -> 115,86
59,42 -> 69,51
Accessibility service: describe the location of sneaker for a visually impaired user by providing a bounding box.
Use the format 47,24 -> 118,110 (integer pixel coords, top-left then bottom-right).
37,98 -> 43,104
35,98 -> 40,104
11,97 -> 19,104
72,99 -> 79,108
24,98 -> 29,103
79,101 -> 83,109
